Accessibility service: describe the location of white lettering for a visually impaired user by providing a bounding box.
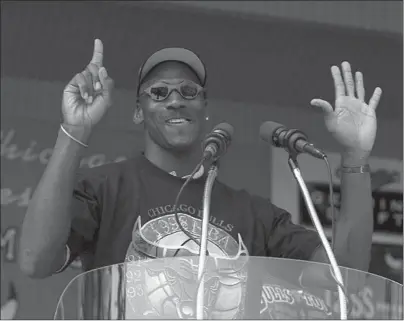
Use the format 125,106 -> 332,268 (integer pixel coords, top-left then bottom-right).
208,226 -> 220,241
217,235 -> 230,248
377,211 -> 390,225
158,219 -> 170,235
21,141 -> 39,162
1,227 -> 17,261
1,130 -> 24,160
328,286 -> 376,319
301,293 -> 314,307
390,199 -> 403,213
392,213 -> 403,227
0,226 -> 81,269
350,293 -> 364,318
179,215 -> 189,230
1,129 -> 126,167
361,287 -> 375,319
1,187 -> 33,207
167,216 -> 180,233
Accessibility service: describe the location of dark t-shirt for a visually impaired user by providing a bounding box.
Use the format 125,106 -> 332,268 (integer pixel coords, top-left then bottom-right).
65,153 -> 321,271
63,154 -> 333,318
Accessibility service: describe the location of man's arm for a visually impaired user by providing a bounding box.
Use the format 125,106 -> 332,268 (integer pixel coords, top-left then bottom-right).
311,152 -> 373,271
19,126 -> 90,278
19,39 -> 113,278
309,61 -> 381,272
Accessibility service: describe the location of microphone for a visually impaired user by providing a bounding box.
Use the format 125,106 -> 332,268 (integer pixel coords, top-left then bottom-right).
202,123 -> 234,161
260,121 -> 326,159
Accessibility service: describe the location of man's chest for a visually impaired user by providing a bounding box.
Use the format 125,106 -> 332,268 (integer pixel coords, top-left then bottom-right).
94,174 -> 258,267
135,179 -> 248,258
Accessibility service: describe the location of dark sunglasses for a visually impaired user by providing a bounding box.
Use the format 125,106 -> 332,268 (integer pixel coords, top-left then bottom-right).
140,80 -> 204,101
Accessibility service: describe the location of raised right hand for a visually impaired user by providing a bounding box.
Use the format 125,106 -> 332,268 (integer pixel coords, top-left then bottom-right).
62,39 -> 114,127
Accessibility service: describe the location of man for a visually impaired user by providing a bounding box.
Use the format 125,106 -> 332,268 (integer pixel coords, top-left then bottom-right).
19,39 -> 381,279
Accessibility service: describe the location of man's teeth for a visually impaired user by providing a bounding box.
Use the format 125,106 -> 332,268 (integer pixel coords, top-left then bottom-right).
167,118 -> 189,124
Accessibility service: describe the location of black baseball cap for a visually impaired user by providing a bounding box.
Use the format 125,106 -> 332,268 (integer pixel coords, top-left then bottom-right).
137,47 -> 207,93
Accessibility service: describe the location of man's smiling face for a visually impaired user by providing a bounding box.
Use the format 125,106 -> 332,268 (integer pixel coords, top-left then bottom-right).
135,61 -> 207,152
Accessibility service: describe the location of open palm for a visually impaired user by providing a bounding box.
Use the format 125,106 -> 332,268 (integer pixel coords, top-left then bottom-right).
311,62 -> 382,156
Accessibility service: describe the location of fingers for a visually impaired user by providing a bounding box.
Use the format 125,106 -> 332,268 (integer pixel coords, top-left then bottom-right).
331,66 -> 345,98
332,63 -> 368,102
74,73 -> 89,100
98,67 -> 114,106
90,39 -> 103,67
310,99 -> 334,114
64,39 -> 112,113
65,73 -> 88,98
66,70 -> 94,104
86,39 -> 103,92
355,71 -> 365,101
86,63 -> 101,92
341,61 -> 355,97
368,87 -> 382,110
81,69 -> 95,103
99,67 -> 113,90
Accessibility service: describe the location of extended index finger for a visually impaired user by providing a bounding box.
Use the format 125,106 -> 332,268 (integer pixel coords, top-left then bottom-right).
90,39 -> 103,67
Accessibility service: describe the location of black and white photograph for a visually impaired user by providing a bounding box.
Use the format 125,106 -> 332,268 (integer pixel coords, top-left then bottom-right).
1,1 -> 403,319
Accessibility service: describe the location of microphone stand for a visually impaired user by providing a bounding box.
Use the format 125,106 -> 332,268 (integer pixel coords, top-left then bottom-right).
196,162 -> 219,320
287,155 -> 348,320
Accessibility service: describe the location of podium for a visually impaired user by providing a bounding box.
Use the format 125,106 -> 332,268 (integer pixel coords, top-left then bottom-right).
54,256 -> 403,319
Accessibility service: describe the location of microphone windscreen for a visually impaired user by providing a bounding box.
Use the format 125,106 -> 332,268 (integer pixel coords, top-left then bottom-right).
213,122 -> 234,139
259,121 -> 284,143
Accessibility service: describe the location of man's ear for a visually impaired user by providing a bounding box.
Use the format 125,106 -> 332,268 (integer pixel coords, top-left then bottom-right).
133,100 -> 144,125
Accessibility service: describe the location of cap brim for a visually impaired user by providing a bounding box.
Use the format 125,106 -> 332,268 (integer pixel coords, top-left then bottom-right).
138,48 -> 206,87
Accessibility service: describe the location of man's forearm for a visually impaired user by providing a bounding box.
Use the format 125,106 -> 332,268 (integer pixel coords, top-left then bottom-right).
335,152 -> 373,271
19,125 -> 90,278
312,152 -> 373,271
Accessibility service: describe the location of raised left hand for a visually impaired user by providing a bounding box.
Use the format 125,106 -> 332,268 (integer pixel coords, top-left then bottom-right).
310,62 -> 382,158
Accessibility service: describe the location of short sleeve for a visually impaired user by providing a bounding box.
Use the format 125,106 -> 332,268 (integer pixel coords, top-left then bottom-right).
59,169 -> 105,271
253,196 -> 321,260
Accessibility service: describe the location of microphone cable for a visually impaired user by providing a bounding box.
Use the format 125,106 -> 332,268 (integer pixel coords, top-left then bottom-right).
173,157 -> 210,256
323,157 -> 337,251
322,156 -> 351,316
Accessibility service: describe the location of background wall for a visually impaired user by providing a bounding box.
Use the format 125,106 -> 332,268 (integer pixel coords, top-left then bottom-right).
162,0 -> 403,33
1,1 -> 402,319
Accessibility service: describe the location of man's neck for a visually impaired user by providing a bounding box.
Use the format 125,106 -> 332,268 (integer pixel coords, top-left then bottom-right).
144,140 -> 203,177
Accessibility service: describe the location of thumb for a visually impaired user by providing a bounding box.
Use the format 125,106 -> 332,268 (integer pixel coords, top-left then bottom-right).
310,98 -> 334,114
